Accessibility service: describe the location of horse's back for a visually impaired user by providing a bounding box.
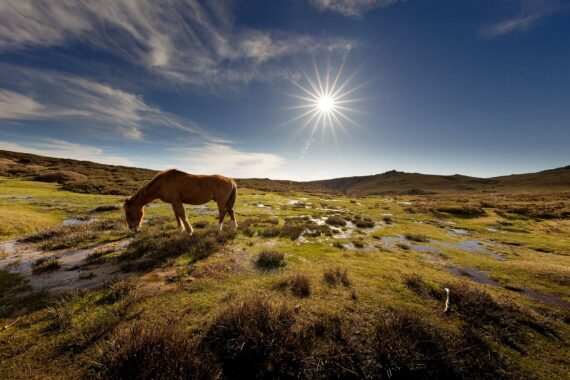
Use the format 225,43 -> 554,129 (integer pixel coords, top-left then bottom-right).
156,170 -> 234,204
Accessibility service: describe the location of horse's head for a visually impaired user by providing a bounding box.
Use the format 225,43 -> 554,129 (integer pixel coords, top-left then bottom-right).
123,199 -> 144,233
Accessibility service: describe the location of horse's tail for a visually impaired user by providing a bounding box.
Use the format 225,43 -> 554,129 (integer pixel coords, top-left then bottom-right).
225,181 -> 237,212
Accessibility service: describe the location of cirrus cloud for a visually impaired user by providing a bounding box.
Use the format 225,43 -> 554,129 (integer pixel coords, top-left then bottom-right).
0,0 -> 351,88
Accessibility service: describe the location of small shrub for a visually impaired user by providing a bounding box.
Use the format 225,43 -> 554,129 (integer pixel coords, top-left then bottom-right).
193,220 -> 209,229
32,257 -> 61,274
353,240 -> 365,248
396,243 -> 410,250
279,224 -> 304,240
323,267 -> 351,287
260,227 -> 280,238
325,216 -> 347,227
256,250 -> 285,269
355,219 -> 375,228
92,205 -> 121,213
45,300 -> 73,331
289,274 -> 311,298
383,216 -> 393,224
405,234 -> 429,242
436,205 -> 486,216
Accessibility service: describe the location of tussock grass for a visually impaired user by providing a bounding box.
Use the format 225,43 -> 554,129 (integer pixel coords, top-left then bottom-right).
32,257 -> 61,274
275,274 -> 311,298
255,250 -> 285,269
202,295 -> 300,379
91,321 -> 217,380
323,267 -> 351,287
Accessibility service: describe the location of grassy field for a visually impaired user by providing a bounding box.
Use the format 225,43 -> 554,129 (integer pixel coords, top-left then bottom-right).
1,174 -> 569,379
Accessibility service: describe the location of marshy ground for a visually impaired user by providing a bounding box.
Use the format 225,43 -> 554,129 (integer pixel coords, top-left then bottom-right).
0,177 -> 569,379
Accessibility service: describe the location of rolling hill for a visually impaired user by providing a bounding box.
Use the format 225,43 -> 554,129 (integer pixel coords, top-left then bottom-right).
0,150 -> 568,196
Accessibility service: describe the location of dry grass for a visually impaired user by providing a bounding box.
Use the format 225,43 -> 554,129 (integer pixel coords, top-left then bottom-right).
323,267 -> 351,287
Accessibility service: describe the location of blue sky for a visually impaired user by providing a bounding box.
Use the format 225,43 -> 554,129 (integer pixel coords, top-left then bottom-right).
0,0 -> 568,180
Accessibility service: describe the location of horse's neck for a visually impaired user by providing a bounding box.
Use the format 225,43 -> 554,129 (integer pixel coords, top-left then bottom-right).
131,183 -> 158,207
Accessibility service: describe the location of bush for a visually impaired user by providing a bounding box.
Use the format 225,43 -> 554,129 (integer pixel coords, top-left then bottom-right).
256,250 -> 285,269
323,267 -> 351,287
92,321 -> 217,379
383,216 -> 393,224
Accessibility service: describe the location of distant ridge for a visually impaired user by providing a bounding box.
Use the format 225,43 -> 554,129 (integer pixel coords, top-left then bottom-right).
1,150 -> 568,195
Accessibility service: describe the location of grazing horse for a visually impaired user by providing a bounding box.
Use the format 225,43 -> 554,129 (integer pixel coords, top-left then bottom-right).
123,169 -> 237,234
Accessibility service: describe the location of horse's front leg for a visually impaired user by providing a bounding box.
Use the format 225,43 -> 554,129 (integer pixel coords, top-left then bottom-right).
173,202 -> 193,235
172,204 -> 183,232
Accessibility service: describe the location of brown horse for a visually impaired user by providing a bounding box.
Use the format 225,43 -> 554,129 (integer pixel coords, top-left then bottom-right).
123,169 -> 237,234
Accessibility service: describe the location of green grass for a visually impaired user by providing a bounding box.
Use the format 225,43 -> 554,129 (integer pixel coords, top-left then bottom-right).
0,175 -> 569,379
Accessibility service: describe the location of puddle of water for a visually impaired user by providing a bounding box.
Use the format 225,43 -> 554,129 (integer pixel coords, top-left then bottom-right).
449,267 -> 500,286
449,228 -> 468,235
380,235 -> 443,254
438,240 -> 505,261
287,200 -> 299,205
487,227 -> 507,234
63,218 -> 89,226
521,289 -> 570,310
0,239 -> 132,294
448,266 -> 570,310
0,195 -> 32,199
399,201 -> 413,206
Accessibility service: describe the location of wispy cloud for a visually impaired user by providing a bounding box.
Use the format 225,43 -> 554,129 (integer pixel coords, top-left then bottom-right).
0,65 -> 209,141
309,0 -> 406,17
0,0 -> 350,88
169,143 -> 286,178
0,139 -> 134,166
481,0 -> 560,38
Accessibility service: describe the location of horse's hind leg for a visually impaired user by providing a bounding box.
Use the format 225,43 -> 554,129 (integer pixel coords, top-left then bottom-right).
173,202 -> 193,235
217,202 -> 227,233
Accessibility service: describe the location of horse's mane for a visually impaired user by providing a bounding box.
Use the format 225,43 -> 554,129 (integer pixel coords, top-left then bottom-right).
129,169 -> 183,204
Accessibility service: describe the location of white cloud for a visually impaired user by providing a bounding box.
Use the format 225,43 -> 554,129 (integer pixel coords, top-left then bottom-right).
0,0 -> 350,88
309,0 -> 406,17
480,0 -> 560,38
169,143 -> 286,178
0,65 -> 210,141
0,139 -> 134,166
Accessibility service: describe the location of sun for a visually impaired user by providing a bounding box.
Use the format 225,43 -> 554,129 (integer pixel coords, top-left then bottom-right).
317,95 -> 335,113
284,59 -> 363,151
